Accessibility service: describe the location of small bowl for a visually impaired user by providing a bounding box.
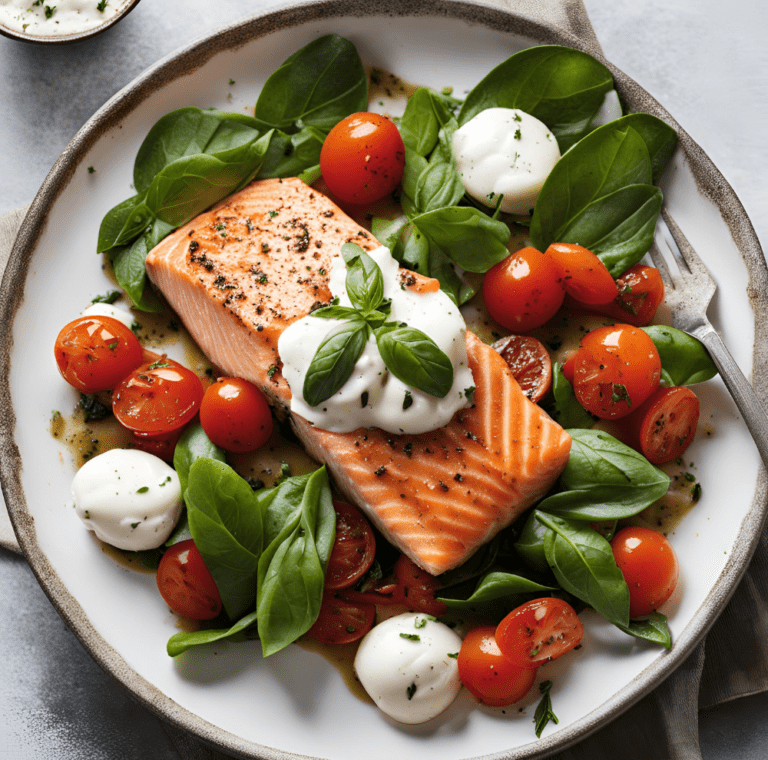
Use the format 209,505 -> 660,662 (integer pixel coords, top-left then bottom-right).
0,0 -> 141,44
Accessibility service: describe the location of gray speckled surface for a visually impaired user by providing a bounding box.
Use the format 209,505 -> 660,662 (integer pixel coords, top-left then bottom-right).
1,1 -> 767,758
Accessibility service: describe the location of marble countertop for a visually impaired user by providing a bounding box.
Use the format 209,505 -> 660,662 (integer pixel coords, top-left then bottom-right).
1,1 -> 767,758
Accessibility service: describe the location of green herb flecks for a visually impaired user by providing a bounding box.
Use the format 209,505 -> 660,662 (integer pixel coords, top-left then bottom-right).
534,680 -> 558,737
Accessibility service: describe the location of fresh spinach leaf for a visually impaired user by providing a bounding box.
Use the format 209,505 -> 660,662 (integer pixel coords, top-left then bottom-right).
537,429 -> 670,520
549,363 -> 596,430
513,509 -> 552,573
399,87 -> 457,157
258,126 -> 325,179
186,458 -> 265,620
458,45 -> 614,152
253,34 -> 367,133
257,467 -> 335,656
440,571 -> 554,609
173,423 -> 226,500
302,317 -> 370,407
374,323 -> 454,399
616,613 -> 672,649
642,325 -> 718,386
166,611 -> 259,657
611,113 -> 678,184
537,511 -> 630,627
97,193 -> 152,254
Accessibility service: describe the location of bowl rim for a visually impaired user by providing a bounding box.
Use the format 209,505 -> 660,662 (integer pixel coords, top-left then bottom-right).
1,1 -> 766,758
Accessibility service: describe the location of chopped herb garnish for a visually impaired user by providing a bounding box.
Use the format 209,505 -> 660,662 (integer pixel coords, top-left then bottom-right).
514,128 -> 522,140
88,166 -> 96,174
403,389 -> 413,410
51,410 -> 61,421
684,472 -> 696,483
136,486 -> 149,494
147,359 -> 171,370
400,633 -> 420,641
44,5 -> 55,18
361,391 -> 369,408
96,0 -> 108,11
414,618 -> 428,629
692,482 -> 702,502
406,683 -> 417,700
611,383 -> 632,406
267,365 -> 278,378
447,652 -> 459,659
91,290 -> 120,304
131,522 -> 139,529
534,680 -> 558,738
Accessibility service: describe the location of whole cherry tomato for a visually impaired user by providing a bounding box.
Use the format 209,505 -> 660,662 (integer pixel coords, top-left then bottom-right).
611,526 -> 679,618
156,539 -> 222,620
496,597 -> 583,669
483,247 -> 565,333
320,113 -> 405,204
54,315 -> 143,394
458,626 -> 538,706
112,357 -> 204,437
324,501 -> 376,590
545,242 -> 618,305
199,376 -> 273,453
572,324 -> 661,419
492,333 -> 553,403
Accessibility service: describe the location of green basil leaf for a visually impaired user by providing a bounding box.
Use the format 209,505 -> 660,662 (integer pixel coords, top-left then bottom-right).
310,305 -> 360,321
458,45 -> 614,152
613,113 -> 678,184
399,87 -> 456,156
615,613 -> 672,649
411,206 -> 510,273
537,429 -> 670,520
440,571 -> 555,609
173,423 -> 226,500
642,326 -> 718,386
413,158 -> 465,214
303,318 -> 370,406
372,215 -> 409,252
166,610 -> 259,657
97,193 -> 151,253
258,126 -> 326,179
514,509 -> 552,573
374,323 -> 454,398
344,247 -> 384,313
257,467 -> 335,656
398,223 -> 430,276
253,34 -> 367,132
549,363 -> 596,430
537,511 -> 630,628
186,458 -> 266,621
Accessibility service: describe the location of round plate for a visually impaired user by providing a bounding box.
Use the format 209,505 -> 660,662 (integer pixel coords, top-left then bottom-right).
1,2 -> 767,759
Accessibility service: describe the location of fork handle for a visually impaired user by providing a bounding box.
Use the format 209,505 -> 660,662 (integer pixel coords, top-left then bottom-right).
696,326 -> 768,468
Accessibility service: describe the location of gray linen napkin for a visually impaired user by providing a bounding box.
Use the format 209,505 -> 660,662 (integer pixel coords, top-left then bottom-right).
2,1 -> 767,756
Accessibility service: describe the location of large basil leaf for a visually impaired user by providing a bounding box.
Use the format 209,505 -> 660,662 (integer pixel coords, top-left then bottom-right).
411,206 -> 510,273
257,467 -> 335,656
253,34 -> 367,132
458,45 -> 615,152
343,245 -> 384,313
537,429 -> 670,520
374,323 -> 454,398
166,611 -> 259,657
302,317 -> 370,407
186,458 -> 266,621
612,113 -> 678,184
537,512 -> 630,628
97,193 -> 152,253
258,126 -> 326,179
642,325 -> 718,386
399,87 -> 457,157
441,571 -> 554,609
173,423 -> 226,500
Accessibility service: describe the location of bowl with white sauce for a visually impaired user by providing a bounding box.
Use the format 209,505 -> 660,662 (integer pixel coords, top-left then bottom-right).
0,0 -> 141,43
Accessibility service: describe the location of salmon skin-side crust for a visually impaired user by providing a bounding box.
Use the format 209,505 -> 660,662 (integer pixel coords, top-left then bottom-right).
145,177 -> 572,575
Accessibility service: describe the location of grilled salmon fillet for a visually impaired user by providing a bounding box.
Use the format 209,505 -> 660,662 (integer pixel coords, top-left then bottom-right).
145,178 -> 571,575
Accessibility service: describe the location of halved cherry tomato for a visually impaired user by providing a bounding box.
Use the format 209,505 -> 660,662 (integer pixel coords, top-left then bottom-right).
496,598 -> 583,669
156,539 -> 222,620
614,386 -> 700,464
54,315 -> 143,394
611,526 -> 679,618
112,357 -> 204,437
320,112 -> 405,205
199,376 -> 273,453
572,324 -> 661,419
561,355 -> 576,384
307,591 -> 376,644
130,428 -> 183,463
566,264 -> 665,327
482,247 -> 565,333
325,501 -> 376,590
492,334 -> 553,403
458,626 -> 537,706
545,243 -> 618,305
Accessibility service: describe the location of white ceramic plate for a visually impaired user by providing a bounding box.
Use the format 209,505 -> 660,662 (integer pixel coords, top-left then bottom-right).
2,2 -> 767,759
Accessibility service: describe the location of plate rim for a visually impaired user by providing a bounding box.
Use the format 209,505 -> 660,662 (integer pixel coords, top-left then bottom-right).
1,1 -> 767,758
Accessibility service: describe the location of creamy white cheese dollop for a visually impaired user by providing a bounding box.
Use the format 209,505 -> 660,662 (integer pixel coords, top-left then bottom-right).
452,107 -> 561,216
80,302 -> 134,329
278,245 -> 474,435
354,613 -> 463,724
0,0 -> 131,37
72,449 -> 182,551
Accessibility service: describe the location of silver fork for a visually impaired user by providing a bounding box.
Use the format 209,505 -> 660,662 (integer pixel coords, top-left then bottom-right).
650,208 -> 768,467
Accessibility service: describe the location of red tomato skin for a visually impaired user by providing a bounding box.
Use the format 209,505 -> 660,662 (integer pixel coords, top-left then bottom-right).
572,324 -> 661,419
325,501 -> 377,590
611,527 -> 679,618
54,315 -> 143,394
199,376 -> 273,453
307,592 -> 376,645
613,386 -> 700,465
320,113 -> 405,204
130,428 -> 184,462
112,358 -> 204,437
458,627 -> 538,706
492,334 -> 553,403
156,539 -> 222,620
545,243 -> 618,305
496,598 -> 584,669
483,247 -> 566,333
